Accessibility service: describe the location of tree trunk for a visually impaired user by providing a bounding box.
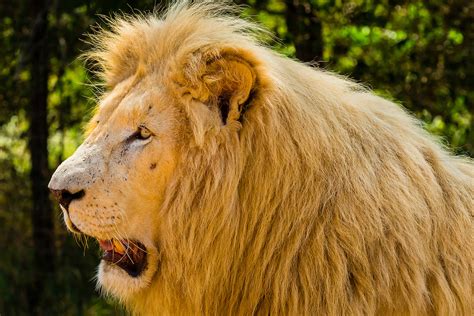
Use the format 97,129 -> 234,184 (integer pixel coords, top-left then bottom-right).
27,0 -> 55,312
284,0 -> 323,63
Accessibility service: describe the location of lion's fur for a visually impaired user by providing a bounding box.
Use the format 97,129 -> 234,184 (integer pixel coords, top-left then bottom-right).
84,1 -> 473,315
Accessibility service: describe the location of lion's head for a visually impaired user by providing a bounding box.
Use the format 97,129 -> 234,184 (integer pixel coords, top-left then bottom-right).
49,1 -> 473,315
48,0 -> 266,304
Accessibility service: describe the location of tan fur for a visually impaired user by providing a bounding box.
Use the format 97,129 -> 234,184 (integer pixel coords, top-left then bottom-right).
74,1 -> 474,315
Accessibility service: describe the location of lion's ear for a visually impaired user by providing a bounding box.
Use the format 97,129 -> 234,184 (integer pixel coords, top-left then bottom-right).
173,48 -> 258,125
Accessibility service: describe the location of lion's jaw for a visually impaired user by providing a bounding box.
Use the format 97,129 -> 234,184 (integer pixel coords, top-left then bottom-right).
48,77 -> 179,298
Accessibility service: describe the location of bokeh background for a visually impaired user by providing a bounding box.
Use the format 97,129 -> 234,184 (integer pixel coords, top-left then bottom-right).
0,0 -> 472,314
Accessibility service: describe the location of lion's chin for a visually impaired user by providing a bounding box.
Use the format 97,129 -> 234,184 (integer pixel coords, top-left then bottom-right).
97,244 -> 159,300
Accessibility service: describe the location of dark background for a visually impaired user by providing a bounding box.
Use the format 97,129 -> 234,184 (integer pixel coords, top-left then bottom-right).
0,0 -> 472,314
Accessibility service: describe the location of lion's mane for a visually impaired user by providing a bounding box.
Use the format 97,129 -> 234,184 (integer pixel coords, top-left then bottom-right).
87,1 -> 473,315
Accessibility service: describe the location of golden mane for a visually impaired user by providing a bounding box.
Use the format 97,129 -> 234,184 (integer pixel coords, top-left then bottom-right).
85,1 -> 473,314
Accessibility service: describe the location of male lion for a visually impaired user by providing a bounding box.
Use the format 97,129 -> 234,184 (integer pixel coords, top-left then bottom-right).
49,1 -> 473,315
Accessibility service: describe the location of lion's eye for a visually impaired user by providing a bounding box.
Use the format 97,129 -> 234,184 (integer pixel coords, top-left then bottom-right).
136,126 -> 152,140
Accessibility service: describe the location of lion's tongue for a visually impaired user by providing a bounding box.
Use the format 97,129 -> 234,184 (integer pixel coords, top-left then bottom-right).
99,240 -> 114,251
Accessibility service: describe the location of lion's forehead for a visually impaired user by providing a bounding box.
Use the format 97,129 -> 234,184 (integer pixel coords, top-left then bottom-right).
94,82 -> 170,128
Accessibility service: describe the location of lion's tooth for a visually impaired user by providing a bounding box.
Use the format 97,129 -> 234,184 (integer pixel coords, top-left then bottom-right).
112,239 -> 126,253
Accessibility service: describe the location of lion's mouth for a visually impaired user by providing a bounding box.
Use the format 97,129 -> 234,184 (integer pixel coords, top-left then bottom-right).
98,239 -> 147,277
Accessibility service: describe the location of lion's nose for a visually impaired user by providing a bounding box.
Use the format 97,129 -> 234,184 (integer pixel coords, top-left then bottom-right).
50,189 -> 85,210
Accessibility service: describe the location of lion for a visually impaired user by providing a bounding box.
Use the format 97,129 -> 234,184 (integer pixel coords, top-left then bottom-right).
48,1 -> 473,315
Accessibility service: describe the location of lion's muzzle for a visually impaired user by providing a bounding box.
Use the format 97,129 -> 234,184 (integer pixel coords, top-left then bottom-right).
48,142 -> 106,230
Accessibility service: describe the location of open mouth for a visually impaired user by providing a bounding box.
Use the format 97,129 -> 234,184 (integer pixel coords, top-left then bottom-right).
98,239 -> 147,277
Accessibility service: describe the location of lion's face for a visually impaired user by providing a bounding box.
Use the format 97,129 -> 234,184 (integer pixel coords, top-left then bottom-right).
49,75 -> 182,296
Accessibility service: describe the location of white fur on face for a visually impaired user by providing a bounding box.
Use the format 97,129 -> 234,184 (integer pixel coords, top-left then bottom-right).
49,83 -> 179,297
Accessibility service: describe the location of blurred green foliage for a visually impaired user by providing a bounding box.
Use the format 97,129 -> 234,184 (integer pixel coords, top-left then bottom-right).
0,0 -> 472,314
